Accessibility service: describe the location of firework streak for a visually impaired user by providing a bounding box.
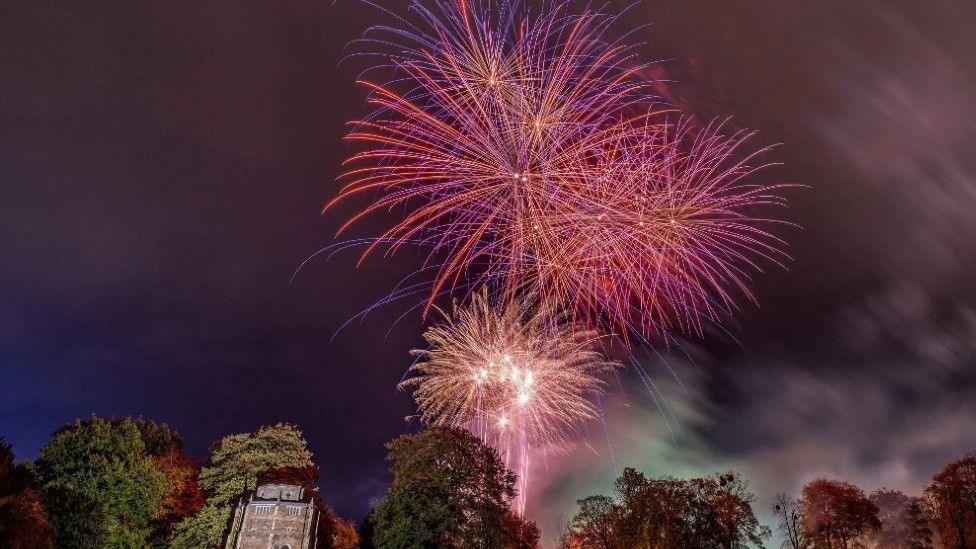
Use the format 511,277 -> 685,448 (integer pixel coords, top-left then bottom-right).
331,0 -> 790,512
330,0 -> 788,337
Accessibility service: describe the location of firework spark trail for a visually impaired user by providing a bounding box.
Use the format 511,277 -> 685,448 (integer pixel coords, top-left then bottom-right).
400,288 -> 621,513
328,0 -> 792,515
551,117 -> 790,336
329,0 -> 790,339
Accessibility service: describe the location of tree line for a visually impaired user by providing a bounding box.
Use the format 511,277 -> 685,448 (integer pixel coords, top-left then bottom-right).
564,457 -> 976,548
1,416 -> 974,548
0,417 -> 356,548
766,462 -> 976,549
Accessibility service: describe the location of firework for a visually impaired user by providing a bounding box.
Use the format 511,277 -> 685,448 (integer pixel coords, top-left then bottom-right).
330,0 -> 788,336
400,288 -> 620,511
543,117 -> 789,336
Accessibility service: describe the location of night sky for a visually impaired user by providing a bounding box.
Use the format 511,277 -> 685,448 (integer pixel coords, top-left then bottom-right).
2,0 -> 975,542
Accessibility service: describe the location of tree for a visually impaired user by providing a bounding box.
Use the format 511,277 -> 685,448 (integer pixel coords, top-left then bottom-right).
36,416 -> 172,548
367,426 -> 538,548
0,438 -> 54,548
608,470 -> 692,547
152,446 -> 205,536
169,423 -> 314,547
131,419 -> 205,542
502,511 -> 541,549
360,509 -> 378,549
566,495 -> 618,549
925,453 -> 976,549
690,472 -> 771,548
904,497 -> 935,549
800,479 -> 880,549
325,513 -> 360,549
870,489 -> 934,549
773,493 -> 806,549
565,468 -> 768,548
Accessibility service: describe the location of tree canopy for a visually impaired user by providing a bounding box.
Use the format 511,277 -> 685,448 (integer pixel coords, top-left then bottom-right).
566,468 -> 769,548
799,479 -> 881,549
367,426 -> 538,548
35,416 -> 177,548
0,438 -> 54,548
168,422 -> 314,547
870,488 -> 933,549
9,415 -> 975,549
926,453 -> 976,549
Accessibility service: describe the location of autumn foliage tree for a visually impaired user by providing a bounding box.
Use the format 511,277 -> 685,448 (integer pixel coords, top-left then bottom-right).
799,479 -> 880,549
327,514 -> 360,549
925,453 -> 976,549
565,468 -> 769,548
131,419 -> 205,540
0,438 -> 54,548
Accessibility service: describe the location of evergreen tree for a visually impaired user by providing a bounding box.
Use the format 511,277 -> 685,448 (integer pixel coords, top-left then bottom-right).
36,417 -> 172,548
168,423 -> 313,547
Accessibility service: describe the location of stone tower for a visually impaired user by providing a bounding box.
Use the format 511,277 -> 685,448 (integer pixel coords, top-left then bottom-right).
225,483 -> 320,549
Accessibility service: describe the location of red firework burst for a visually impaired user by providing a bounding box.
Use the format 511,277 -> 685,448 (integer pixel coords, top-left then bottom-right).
329,0 -> 789,337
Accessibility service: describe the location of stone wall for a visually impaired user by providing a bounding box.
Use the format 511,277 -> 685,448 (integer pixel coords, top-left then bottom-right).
228,500 -> 318,549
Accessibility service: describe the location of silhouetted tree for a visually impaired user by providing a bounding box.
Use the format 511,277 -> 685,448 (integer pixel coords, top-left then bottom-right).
566,495 -> 617,549
773,493 -> 806,549
0,438 -> 54,548
359,509 -> 378,549
800,479 -> 880,549
871,489 -> 914,548
367,426 -> 538,548
565,468 -> 768,548
502,511 -> 541,548
925,453 -> 976,549
609,470 -> 691,547
696,472 -> 770,548
905,497 -> 935,549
